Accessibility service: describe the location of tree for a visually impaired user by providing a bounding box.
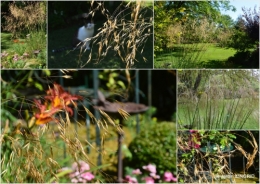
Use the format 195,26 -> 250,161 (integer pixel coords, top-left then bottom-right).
225,7 -> 259,68
162,1 -> 235,23
154,1 -> 236,52
218,14 -> 234,28
228,7 -> 259,51
242,7 -> 259,44
178,70 -> 258,99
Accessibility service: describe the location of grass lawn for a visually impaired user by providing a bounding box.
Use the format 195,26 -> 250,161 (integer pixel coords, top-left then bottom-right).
48,22 -> 153,69
155,43 -> 236,68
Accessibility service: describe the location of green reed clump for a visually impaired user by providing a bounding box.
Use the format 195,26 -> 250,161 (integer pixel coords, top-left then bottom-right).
178,70 -> 259,130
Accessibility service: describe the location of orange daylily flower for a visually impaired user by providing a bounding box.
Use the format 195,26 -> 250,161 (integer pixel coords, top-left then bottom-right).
45,83 -> 83,116
34,83 -> 83,125
34,99 -> 61,125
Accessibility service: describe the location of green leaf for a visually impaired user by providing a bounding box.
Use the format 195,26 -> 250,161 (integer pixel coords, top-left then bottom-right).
34,82 -> 43,91
117,81 -> 126,89
227,134 -> 236,139
43,70 -> 51,76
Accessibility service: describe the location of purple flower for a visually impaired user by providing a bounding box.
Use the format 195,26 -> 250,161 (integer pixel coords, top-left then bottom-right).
143,176 -> 154,184
143,164 -> 156,173
132,169 -> 142,175
125,175 -> 138,183
163,171 -> 177,182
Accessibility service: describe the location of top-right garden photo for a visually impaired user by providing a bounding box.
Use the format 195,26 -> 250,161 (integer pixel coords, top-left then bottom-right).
154,0 -> 259,69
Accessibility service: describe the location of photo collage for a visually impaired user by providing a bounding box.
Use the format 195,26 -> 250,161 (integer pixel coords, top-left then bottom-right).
1,1 -> 259,183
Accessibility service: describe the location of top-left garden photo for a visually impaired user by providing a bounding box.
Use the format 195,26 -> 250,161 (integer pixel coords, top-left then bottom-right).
1,1 -> 47,69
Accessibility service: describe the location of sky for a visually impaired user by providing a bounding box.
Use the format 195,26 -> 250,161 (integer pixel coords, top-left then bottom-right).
221,0 -> 260,21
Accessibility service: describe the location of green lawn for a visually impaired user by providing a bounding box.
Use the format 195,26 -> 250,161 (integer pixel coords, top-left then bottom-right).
155,43 -> 237,68
200,45 -> 236,63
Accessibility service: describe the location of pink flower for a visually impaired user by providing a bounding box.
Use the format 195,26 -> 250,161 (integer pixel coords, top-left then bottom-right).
81,172 -> 95,181
79,161 -> 90,172
13,54 -> 19,61
189,130 -> 197,133
125,175 -> 138,183
163,172 -> 177,182
132,169 -> 142,175
143,176 -> 154,184
70,161 -> 95,182
142,164 -> 156,173
150,172 -> 160,179
71,160 -> 90,172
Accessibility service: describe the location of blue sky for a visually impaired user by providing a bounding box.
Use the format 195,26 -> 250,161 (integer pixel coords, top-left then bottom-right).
221,0 -> 260,21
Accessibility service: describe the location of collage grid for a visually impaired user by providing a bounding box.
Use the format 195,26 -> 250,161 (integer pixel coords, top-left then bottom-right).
1,0 -> 259,183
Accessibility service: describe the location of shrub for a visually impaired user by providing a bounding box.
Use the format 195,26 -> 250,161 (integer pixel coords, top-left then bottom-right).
227,49 -> 259,68
126,122 -> 176,174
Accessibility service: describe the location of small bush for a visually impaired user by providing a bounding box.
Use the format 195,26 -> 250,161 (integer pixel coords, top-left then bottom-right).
126,122 -> 176,174
227,49 -> 259,68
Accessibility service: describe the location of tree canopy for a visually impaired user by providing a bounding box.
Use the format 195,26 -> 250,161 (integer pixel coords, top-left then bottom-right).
154,1 -> 236,51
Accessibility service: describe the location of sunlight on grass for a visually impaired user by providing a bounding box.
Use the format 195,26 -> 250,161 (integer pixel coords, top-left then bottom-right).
200,46 -> 236,61
155,43 -> 237,68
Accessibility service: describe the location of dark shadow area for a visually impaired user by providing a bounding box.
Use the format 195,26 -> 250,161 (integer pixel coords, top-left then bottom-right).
199,59 -> 230,68
48,23 -> 127,69
226,49 -> 259,69
47,1 -> 153,69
